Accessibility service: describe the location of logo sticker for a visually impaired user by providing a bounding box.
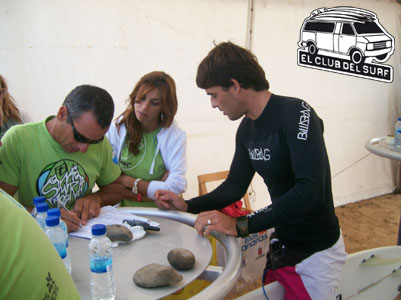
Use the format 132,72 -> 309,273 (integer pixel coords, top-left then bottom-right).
297,7 -> 395,82
36,159 -> 89,208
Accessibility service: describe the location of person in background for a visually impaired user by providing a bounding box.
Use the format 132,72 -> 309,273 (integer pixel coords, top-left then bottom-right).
0,188 -> 81,299
155,42 -> 347,299
0,74 -> 23,140
0,85 -> 122,232
106,71 -> 187,207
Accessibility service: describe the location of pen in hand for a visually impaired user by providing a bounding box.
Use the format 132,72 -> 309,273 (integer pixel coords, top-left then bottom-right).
55,198 -> 83,228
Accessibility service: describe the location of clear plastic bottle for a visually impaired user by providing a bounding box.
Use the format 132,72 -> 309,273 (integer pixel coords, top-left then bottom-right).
88,224 -> 116,300
47,208 -> 71,274
47,208 -> 68,236
395,118 -> 401,148
31,196 -> 46,217
34,202 -> 49,230
45,215 -> 71,275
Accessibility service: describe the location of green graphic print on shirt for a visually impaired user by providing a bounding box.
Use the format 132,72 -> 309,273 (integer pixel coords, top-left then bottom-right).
119,128 -> 166,182
0,118 -> 120,209
36,159 -> 89,206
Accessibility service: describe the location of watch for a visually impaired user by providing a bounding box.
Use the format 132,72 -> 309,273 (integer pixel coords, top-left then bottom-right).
132,178 -> 142,194
236,215 -> 249,238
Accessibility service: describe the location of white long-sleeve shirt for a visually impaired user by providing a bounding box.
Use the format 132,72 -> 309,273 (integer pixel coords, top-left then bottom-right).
106,119 -> 187,200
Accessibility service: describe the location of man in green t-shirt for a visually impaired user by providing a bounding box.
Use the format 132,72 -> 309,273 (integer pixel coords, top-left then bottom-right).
0,188 -> 82,299
0,85 -> 122,231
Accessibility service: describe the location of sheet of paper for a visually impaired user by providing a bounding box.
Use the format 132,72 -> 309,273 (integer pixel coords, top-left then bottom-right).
69,205 -> 159,239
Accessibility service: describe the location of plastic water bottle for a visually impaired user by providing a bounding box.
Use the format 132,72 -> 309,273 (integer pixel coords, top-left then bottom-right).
89,224 -> 116,300
34,202 -> 49,230
395,118 -> 401,148
47,208 -> 71,274
31,196 -> 46,217
45,216 -> 71,274
47,208 -> 68,235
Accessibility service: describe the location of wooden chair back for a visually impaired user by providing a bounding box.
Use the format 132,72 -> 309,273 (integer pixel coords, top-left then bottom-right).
197,170 -> 251,210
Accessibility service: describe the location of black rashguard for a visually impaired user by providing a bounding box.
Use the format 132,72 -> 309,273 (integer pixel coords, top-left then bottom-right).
187,94 -> 340,253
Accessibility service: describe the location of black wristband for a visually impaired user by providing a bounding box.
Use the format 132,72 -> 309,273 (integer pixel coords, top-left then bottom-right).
236,215 -> 249,238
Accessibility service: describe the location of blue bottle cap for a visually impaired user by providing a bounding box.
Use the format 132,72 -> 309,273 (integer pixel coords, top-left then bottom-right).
46,215 -> 60,227
92,224 -> 106,236
398,117 -> 401,121
47,208 -> 61,218
33,196 -> 46,205
36,202 -> 49,213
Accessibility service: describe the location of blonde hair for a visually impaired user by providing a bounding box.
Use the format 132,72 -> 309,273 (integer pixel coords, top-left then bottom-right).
0,75 -> 23,124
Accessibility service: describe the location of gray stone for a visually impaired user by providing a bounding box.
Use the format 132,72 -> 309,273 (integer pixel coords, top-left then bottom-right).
133,263 -> 183,288
167,248 -> 195,271
106,224 -> 133,242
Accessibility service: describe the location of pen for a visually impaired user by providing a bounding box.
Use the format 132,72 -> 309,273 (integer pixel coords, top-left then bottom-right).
55,198 -> 82,228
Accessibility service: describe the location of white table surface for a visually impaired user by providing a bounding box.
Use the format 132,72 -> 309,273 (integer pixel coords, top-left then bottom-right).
70,215 -> 212,300
365,136 -> 401,161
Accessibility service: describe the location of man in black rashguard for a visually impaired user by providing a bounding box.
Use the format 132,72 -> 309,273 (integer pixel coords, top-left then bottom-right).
155,42 -> 347,299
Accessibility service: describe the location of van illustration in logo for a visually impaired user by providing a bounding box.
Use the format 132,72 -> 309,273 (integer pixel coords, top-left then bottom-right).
297,7 -> 394,82
299,7 -> 394,64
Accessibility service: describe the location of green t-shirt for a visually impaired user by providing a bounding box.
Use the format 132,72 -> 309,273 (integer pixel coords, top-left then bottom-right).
119,129 -> 166,207
0,188 -> 81,300
119,129 -> 166,180
0,118 -> 121,209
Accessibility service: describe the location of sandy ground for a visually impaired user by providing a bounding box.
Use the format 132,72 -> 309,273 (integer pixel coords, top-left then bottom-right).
336,192 -> 401,254
224,192 -> 401,299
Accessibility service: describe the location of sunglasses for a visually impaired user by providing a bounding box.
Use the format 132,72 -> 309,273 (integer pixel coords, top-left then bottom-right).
66,108 -> 104,144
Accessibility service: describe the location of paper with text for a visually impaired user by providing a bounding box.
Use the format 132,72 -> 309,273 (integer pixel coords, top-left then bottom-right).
69,205 -> 159,239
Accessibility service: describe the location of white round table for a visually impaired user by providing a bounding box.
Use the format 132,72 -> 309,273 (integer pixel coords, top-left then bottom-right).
70,208 -> 241,300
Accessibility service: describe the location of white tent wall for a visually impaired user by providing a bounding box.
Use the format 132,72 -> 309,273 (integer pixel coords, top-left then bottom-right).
252,0 -> 401,207
0,0 -> 400,210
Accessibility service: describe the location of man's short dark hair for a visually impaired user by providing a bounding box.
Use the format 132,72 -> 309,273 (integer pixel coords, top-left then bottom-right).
196,41 -> 269,91
62,85 -> 114,129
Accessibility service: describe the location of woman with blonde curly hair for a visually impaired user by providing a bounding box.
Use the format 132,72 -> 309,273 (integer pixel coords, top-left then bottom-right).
106,71 -> 187,206
0,75 -> 23,138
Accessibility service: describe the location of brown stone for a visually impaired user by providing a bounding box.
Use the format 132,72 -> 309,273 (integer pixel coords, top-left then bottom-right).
167,248 -> 195,271
106,224 -> 133,242
133,263 -> 183,288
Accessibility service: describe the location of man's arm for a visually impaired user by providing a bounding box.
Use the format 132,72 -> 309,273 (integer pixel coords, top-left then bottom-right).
155,189 -> 188,211
247,101 -> 331,234
72,179 -> 123,225
95,179 -> 124,207
0,180 -> 84,232
155,191 -> 240,238
195,210 -> 238,237
0,182 -> 18,198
